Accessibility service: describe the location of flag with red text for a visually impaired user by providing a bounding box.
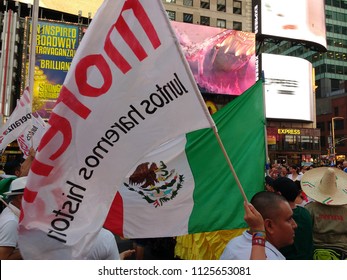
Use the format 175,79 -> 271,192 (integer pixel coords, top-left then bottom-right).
17,112 -> 48,158
18,0 -> 214,259
0,87 -> 32,155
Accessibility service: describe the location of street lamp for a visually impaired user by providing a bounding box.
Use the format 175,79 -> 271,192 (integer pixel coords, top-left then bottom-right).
332,116 -> 344,165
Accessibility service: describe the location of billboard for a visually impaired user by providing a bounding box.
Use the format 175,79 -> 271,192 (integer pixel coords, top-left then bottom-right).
261,53 -> 314,122
253,0 -> 327,52
171,21 -> 256,96
24,20 -> 81,118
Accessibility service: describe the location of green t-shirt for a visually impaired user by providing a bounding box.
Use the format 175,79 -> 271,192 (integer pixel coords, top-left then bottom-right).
280,205 -> 314,260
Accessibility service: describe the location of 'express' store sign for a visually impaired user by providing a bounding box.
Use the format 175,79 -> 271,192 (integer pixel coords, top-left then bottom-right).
278,129 -> 301,135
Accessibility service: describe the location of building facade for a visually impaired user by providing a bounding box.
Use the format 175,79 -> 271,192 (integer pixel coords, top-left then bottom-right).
261,0 -> 347,166
3,0 -> 343,167
162,0 -> 253,31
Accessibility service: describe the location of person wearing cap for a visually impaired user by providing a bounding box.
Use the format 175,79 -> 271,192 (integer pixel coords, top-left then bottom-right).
220,191 -> 297,260
272,177 -> 314,260
0,176 -> 27,259
301,167 -> 347,260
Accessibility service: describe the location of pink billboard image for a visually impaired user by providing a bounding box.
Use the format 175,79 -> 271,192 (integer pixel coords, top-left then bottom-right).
171,21 -> 256,96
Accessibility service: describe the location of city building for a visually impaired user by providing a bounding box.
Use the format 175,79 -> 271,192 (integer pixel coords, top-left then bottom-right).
261,0 -> 347,165
2,1 -> 343,167
162,0 -> 252,31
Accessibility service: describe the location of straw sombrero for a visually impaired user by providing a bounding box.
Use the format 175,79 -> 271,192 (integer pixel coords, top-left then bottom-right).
301,167 -> 347,205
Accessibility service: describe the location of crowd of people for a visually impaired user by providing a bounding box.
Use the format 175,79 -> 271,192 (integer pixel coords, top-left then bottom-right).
219,161 -> 347,260
1,152 -> 347,260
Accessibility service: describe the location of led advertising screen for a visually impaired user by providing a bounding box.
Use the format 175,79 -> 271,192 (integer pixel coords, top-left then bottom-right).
171,21 -> 256,96
253,0 -> 327,52
261,53 -> 314,122
25,20 -> 81,119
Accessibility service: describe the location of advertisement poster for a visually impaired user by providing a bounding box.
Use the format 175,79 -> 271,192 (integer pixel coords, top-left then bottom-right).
171,21 -> 256,96
261,53 -> 314,122
254,0 -> 327,51
26,20 -> 81,118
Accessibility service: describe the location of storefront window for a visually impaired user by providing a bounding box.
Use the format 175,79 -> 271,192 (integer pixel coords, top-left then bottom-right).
301,136 -> 312,150
284,135 -> 298,150
313,137 -> 320,150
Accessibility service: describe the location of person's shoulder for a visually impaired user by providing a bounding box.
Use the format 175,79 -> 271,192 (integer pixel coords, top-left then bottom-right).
294,205 -> 313,219
0,207 -> 18,221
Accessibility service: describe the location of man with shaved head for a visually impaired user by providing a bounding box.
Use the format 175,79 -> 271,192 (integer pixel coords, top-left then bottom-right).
220,191 -> 297,260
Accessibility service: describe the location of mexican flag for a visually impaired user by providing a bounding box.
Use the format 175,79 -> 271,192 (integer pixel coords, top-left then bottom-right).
18,0 -> 214,259
104,80 -> 266,238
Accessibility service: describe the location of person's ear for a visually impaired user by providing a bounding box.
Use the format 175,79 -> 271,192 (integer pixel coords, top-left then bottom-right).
264,218 -> 275,234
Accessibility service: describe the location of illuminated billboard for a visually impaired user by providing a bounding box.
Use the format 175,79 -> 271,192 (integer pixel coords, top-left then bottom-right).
171,21 -> 256,96
261,53 -> 314,122
24,20 -> 81,118
253,0 -> 327,52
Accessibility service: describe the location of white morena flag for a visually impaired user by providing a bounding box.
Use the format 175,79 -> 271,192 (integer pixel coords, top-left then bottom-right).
17,112 -> 48,158
0,87 -> 32,155
18,0 -> 214,259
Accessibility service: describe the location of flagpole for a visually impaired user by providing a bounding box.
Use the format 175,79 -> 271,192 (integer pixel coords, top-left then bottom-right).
28,0 -> 39,112
158,0 -> 248,203
212,128 -> 249,203
158,0 -> 215,127
28,0 -> 39,149
261,71 -> 270,176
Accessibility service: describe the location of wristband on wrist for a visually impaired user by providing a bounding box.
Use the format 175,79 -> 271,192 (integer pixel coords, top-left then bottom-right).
252,231 -> 266,247
252,237 -> 266,247
252,231 -> 266,239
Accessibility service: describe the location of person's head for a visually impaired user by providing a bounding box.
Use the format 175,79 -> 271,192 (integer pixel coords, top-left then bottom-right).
251,191 -> 297,249
301,167 -> 347,205
272,177 -> 300,204
270,167 -> 279,179
3,176 -> 27,209
3,160 -> 21,177
279,166 -> 288,177
289,164 -> 300,174
265,176 -> 275,192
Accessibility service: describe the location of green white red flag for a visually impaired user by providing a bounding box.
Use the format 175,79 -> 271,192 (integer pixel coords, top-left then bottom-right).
104,80 -> 266,238
18,0 -> 214,259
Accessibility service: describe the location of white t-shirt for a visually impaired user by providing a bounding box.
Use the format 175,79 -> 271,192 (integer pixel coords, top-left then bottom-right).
287,173 -> 303,181
220,230 -> 285,260
0,204 -> 20,248
87,228 -> 120,260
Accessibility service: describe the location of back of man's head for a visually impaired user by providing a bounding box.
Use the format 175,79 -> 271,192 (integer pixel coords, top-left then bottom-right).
250,191 -> 288,220
272,177 -> 300,202
3,159 -> 21,176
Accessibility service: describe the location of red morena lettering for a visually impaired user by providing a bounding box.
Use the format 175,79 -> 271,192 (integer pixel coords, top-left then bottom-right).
75,54 -> 112,97
31,113 -> 72,177
30,0 -> 161,180
104,0 -> 161,74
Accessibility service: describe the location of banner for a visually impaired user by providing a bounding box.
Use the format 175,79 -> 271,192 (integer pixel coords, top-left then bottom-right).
17,112 -> 48,158
26,20 -> 81,119
0,87 -> 32,155
18,0 -> 214,259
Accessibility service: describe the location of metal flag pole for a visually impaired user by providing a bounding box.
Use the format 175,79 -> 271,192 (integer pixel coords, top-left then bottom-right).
28,0 -> 39,112
28,0 -> 39,148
